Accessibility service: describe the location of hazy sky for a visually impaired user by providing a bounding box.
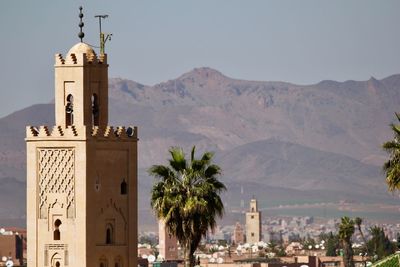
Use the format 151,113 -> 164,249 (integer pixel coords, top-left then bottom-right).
1,1 -> 400,117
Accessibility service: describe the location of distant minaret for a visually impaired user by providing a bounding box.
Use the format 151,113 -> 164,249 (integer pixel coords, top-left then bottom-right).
245,198 -> 261,244
158,220 -> 178,261
232,222 -> 245,245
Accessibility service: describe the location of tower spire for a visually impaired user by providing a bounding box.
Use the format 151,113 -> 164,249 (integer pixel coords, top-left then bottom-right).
78,6 -> 85,42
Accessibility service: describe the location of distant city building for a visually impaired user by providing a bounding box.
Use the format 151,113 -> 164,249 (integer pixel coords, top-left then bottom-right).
285,242 -> 303,256
0,229 -> 24,266
158,220 -> 178,261
232,222 -> 244,245
245,198 -> 261,244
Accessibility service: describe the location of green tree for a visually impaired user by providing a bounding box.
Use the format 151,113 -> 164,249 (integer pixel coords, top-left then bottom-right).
367,226 -> 396,260
338,217 -> 355,267
148,146 -> 226,267
267,240 -> 278,252
382,113 -> 400,192
325,232 -> 339,257
397,233 -> 400,250
303,236 -> 316,249
275,246 -> 287,257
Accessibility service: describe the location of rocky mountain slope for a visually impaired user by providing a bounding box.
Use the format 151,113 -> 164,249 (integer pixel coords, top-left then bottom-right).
1,68 -> 400,227
109,68 -> 400,166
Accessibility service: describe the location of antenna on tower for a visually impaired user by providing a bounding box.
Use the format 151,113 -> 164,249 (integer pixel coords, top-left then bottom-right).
94,14 -> 112,55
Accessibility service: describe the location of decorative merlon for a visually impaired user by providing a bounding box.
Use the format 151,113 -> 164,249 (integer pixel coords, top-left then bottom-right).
26,125 -> 137,139
55,53 -> 107,66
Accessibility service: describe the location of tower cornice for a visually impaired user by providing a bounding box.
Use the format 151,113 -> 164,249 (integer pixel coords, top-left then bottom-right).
26,125 -> 138,141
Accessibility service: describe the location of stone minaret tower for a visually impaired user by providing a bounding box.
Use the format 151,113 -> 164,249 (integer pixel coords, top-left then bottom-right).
158,220 -> 178,261
245,198 -> 261,244
232,222 -> 245,245
26,17 -> 138,267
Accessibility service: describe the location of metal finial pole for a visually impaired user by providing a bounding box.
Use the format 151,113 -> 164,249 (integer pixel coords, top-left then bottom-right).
78,6 -> 85,42
95,14 -> 111,55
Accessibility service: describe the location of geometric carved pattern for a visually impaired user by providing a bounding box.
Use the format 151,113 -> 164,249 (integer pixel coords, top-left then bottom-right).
38,149 -> 75,219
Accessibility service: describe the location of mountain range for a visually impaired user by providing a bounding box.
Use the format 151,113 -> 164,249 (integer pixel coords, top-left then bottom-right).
1,67 -> 400,228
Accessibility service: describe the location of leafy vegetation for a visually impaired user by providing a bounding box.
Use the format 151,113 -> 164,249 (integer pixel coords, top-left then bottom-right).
373,254 -> 400,267
148,146 -> 226,267
382,113 -> 400,192
367,226 -> 396,260
325,232 -> 340,256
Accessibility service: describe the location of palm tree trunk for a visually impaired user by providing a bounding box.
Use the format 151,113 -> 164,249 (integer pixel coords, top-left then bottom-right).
184,243 -> 191,267
189,237 -> 200,267
358,226 -> 369,254
342,240 -> 355,267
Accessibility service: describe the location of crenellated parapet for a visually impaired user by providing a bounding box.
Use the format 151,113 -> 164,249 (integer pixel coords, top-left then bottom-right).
55,52 -> 107,66
26,125 -> 137,140
92,126 -> 137,139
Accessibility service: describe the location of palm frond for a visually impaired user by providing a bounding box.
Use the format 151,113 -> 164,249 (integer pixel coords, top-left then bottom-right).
190,146 -> 196,163
382,112 -> 400,192
169,147 -> 187,172
390,123 -> 400,137
148,165 -> 173,180
200,151 -> 214,163
205,164 -> 222,178
395,112 -> 400,123
382,140 -> 400,151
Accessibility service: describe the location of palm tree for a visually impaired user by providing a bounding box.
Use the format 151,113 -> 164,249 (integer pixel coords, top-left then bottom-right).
355,217 -> 369,255
382,113 -> 400,192
148,146 -> 226,267
338,216 -> 355,267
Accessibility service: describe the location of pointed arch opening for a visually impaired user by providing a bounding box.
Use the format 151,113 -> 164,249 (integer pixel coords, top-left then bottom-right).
120,179 -> 127,195
51,252 -> 62,267
105,224 -> 114,244
66,94 -> 74,126
99,257 -> 108,267
54,219 -> 62,240
92,94 -> 99,126
115,256 -> 123,267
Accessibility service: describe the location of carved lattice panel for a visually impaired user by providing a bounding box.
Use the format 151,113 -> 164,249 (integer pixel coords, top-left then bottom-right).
38,148 -> 75,219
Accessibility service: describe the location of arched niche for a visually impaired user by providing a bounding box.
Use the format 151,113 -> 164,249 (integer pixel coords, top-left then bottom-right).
66,94 -> 74,126
54,219 -> 62,240
91,94 -> 99,126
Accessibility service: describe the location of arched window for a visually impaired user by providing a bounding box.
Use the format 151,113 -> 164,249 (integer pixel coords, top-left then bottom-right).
115,256 -> 122,267
106,224 -> 114,244
99,258 -> 108,267
66,94 -> 74,126
120,179 -> 127,195
92,94 -> 99,126
54,219 -> 62,240
51,252 -> 62,267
